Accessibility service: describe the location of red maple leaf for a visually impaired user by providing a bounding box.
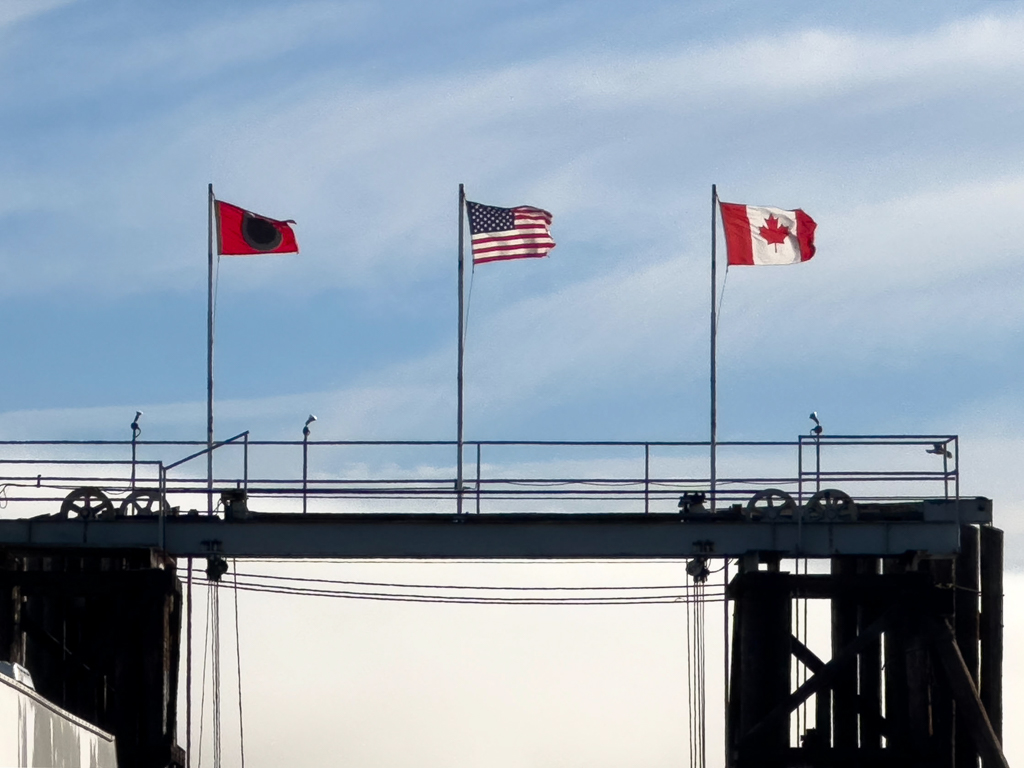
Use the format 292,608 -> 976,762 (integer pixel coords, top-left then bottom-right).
758,215 -> 790,252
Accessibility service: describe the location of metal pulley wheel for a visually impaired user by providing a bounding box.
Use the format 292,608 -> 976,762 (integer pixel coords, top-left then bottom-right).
59,487 -> 115,520
804,489 -> 857,522
744,488 -> 797,522
118,489 -> 168,518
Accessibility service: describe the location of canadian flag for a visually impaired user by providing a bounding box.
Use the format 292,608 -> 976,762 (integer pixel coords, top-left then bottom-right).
719,202 -> 816,266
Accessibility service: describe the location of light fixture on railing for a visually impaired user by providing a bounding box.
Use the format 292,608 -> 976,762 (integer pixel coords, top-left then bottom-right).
809,412 -> 822,437
927,442 -> 952,459
130,411 -> 143,439
678,491 -> 707,514
303,414 -> 317,438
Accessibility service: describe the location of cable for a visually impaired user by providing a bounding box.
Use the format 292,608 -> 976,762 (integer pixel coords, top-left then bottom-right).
686,570 -> 695,768
232,561 -> 245,768
722,558 -> 730,763
684,559 -> 707,768
715,263 -> 730,327
186,559 -> 193,768
201,576 -> 726,606
232,570 -> 719,593
198,586 -> 211,768
212,580 -> 221,768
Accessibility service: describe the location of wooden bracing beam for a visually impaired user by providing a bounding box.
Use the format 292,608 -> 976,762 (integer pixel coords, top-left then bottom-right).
740,606 -> 898,749
927,616 -> 1009,768
789,635 -> 890,740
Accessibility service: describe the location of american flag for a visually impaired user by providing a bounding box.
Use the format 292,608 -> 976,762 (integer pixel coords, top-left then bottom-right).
466,201 -> 555,264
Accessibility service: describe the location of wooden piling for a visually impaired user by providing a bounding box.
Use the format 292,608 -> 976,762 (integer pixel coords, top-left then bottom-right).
857,557 -> 883,750
736,572 -> 792,763
831,557 -> 859,750
923,557 -> 956,768
956,525 -> 980,768
979,526 -> 1003,764
883,558 -> 910,756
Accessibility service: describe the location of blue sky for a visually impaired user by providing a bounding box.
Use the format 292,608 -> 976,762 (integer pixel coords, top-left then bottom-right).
2,2 -> 1024,766
3,0 -> 1023,446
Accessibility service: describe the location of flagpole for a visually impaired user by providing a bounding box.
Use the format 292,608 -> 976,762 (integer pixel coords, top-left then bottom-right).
710,184 -> 718,512
207,183 -> 215,515
457,183 -> 466,515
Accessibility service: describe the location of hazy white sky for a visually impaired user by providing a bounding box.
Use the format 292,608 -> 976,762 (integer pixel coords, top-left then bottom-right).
1,1 -> 1022,766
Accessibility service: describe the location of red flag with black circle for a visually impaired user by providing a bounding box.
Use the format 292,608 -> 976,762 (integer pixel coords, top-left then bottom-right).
215,200 -> 298,255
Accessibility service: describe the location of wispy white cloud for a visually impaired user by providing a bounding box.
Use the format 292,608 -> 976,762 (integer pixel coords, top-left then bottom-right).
5,9 -> 1024,300
0,0 -> 74,31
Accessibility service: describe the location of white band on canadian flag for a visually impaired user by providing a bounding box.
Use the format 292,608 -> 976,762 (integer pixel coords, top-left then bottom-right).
720,202 -> 816,266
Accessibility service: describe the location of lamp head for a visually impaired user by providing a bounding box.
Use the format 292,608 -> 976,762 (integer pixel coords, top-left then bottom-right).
809,411 -> 822,436
303,414 -> 317,437
130,411 -> 143,436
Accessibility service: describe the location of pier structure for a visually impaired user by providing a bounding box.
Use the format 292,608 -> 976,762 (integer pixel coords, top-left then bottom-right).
0,432 -> 1006,768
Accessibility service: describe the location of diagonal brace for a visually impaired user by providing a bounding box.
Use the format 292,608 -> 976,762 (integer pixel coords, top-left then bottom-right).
790,636 -> 889,738
741,605 -> 898,748
927,616 -> 1008,768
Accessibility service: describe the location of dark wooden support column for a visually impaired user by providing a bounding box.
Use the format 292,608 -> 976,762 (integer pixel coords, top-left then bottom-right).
906,612 -> 932,755
956,525 -> 981,768
727,592 -> 742,767
857,557 -> 883,750
883,558 -> 910,756
979,526 -> 1003,766
923,557 -> 956,768
831,557 -> 859,750
736,572 -> 791,764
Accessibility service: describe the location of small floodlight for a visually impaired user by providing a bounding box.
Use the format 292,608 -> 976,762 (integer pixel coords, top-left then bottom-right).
927,443 -> 953,459
809,412 -> 822,437
131,411 -> 143,438
303,414 -> 317,438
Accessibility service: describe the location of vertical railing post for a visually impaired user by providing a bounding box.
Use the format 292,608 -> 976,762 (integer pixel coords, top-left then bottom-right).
475,444 -> 481,514
131,435 -> 138,489
814,436 -> 821,492
243,433 -> 249,492
644,444 -> 650,514
130,411 -> 142,489
797,438 -> 804,505
943,441 -> 949,500
954,435 -> 960,508
158,464 -> 166,551
302,432 -> 309,514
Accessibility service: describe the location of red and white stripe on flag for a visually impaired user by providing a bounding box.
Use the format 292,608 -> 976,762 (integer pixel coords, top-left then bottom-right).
719,202 -> 816,266
466,201 -> 555,264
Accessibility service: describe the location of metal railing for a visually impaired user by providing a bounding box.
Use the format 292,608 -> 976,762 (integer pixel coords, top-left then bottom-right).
0,433 -> 959,518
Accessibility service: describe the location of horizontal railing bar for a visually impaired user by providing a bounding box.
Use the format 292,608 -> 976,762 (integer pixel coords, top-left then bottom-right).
0,459 -> 163,466
0,436 -> 958,449
797,437 -> 957,444
0,473 -> 954,483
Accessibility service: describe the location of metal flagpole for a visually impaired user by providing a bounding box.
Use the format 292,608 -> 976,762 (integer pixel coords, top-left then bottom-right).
457,184 -> 466,515
710,184 -> 718,512
207,183 -> 215,514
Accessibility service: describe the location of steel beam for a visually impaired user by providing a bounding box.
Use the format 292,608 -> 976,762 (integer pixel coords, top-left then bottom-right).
0,498 -> 991,559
